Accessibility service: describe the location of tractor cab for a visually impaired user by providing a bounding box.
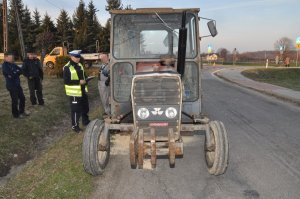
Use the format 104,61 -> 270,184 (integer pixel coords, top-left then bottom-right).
110,8 -> 202,121
82,8 -> 228,176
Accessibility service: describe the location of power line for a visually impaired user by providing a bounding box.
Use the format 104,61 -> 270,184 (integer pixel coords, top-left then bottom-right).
44,0 -> 62,10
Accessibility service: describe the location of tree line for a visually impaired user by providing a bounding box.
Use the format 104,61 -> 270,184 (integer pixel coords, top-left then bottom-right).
0,0 -> 130,58
208,37 -> 297,63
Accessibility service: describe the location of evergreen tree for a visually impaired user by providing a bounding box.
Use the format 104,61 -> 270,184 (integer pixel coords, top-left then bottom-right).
33,8 -> 41,27
105,0 -> 123,11
41,13 -> 56,33
86,0 -> 101,52
57,9 -> 73,48
101,0 -> 132,53
73,0 -> 88,50
99,19 -> 110,53
101,0 -> 120,53
32,8 -> 42,52
22,6 -> 35,52
8,0 -> 25,57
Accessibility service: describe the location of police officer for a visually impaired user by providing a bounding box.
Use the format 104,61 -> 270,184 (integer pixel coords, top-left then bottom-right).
98,54 -> 111,117
2,52 -> 29,118
22,52 -> 44,105
63,50 -> 90,133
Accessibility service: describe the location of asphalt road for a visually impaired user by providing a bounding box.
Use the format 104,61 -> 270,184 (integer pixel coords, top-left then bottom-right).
90,68 -> 300,199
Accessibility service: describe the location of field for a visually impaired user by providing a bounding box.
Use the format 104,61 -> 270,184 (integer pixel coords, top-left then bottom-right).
242,68 -> 300,91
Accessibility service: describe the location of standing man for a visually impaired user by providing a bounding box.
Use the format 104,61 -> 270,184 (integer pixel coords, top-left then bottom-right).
275,55 -> 279,65
22,52 -> 44,105
63,50 -> 90,133
2,52 -> 29,118
285,57 -> 290,67
98,54 -> 111,117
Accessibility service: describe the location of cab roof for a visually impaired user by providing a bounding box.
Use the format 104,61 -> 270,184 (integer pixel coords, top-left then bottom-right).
110,8 -> 200,15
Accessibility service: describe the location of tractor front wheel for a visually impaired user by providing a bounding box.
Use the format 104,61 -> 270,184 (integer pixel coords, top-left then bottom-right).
205,121 -> 229,175
82,119 -> 110,176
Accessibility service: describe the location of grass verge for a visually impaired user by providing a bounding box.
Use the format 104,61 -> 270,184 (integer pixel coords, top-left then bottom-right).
0,67 -> 102,198
0,133 -> 93,199
0,74 -> 70,176
0,67 -> 100,176
0,105 -> 102,199
242,68 -> 300,91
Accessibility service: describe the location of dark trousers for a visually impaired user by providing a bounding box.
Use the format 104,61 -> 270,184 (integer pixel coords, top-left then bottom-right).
69,93 -> 89,128
28,78 -> 44,105
8,86 -> 25,117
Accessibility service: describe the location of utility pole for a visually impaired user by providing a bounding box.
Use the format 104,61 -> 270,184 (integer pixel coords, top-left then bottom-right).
297,48 -> 299,67
2,0 -> 8,52
13,0 -> 26,59
96,40 -> 100,53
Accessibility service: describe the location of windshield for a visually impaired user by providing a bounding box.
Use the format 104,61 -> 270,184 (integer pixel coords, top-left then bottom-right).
113,13 -> 197,59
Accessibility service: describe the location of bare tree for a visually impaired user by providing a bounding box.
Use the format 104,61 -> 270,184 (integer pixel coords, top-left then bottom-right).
217,48 -> 229,61
35,31 -> 54,64
274,37 -> 295,60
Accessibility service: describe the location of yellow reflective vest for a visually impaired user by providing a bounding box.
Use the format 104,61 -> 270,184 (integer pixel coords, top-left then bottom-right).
64,62 -> 88,97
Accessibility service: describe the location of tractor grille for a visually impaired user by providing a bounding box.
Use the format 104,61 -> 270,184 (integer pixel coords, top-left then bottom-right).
133,77 -> 181,105
132,74 -> 182,133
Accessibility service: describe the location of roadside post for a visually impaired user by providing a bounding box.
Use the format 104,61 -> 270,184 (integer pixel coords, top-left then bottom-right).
296,36 -> 300,67
233,48 -> 237,66
266,59 -> 269,68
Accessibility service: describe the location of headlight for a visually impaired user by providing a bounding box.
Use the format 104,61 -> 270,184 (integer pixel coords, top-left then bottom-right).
165,107 -> 177,119
137,108 -> 150,119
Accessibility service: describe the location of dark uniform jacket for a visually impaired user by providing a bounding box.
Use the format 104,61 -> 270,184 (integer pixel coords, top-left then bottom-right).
63,60 -> 87,94
2,61 -> 22,90
22,58 -> 43,80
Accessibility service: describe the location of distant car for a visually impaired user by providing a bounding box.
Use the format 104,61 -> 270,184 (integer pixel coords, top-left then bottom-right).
43,47 -> 103,68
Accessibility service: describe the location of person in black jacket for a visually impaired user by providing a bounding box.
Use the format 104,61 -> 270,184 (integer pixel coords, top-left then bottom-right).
63,50 -> 90,133
2,52 -> 29,118
22,52 -> 44,105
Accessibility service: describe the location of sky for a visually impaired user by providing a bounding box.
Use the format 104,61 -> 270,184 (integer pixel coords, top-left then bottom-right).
22,0 -> 300,53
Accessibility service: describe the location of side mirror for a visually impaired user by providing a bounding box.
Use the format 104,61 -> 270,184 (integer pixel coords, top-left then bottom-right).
207,20 -> 218,37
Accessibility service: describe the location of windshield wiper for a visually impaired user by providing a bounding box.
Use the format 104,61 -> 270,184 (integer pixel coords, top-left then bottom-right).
155,12 -> 175,32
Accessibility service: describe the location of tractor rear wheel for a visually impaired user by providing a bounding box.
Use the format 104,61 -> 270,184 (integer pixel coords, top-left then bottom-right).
82,119 -> 110,176
205,121 -> 229,175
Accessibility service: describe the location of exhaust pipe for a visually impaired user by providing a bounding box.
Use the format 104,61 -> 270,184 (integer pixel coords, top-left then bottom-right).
177,11 -> 187,77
